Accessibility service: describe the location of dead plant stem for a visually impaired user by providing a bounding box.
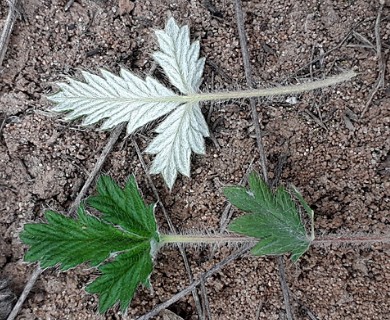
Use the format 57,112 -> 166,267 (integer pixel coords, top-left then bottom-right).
6,267 -> 42,320
361,0 -> 386,117
233,0 -> 294,319
7,124 -> 124,320
132,138 -> 205,320
68,123 -> 125,216
136,244 -> 253,320
233,0 -> 268,184
0,0 -> 18,69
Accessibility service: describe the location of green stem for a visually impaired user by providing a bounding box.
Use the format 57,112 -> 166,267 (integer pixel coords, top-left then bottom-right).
160,232 -> 390,249
152,70 -> 356,104
160,233 -> 257,246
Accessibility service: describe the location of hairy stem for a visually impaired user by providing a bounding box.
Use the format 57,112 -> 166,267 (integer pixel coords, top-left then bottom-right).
312,234 -> 390,246
160,233 -> 257,246
192,70 -> 356,102
161,232 -> 390,249
151,70 -> 356,104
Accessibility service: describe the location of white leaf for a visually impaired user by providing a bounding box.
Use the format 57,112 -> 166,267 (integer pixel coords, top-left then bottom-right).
49,18 -> 209,189
145,103 -> 209,189
154,17 -> 205,94
49,69 -> 181,135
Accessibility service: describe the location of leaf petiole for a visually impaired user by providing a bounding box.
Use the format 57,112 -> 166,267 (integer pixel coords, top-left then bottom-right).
151,70 -> 356,104
159,233 -> 257,246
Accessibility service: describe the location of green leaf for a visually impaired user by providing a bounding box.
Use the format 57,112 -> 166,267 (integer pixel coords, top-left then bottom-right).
291,184 -> 314,219
87,175 -> 157,237
225,172 -> 313,262
86,242 -> 153,313
20,175 -> 159,313
20,206 -> 145,270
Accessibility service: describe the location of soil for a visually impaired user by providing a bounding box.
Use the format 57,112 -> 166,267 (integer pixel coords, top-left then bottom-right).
1,0 -> 389,319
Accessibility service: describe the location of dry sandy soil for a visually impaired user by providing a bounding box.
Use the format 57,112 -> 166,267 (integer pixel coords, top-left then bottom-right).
0,0 -> 389,319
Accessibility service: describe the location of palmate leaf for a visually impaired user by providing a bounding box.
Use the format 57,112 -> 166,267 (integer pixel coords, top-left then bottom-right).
225,172 -> 314,261
20,175 -> 159,313
49,17 -> 209,189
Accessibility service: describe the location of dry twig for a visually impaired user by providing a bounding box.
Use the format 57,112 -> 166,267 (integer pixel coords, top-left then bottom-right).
68,124 -> 125,215
136,244 -> 253,320
233,0 -> 268,184
361,0 -> 386,118
200,278 -> 212,320
282,28 -> 354,82
5,267 -> 42,320
0,0 -> 19,69
277,257 -> 294,320
219,159 -> 254,232
132,139 -> 205,320
233,0 -> 294,319
6,125 -> 125,320
64,0 -> 75,12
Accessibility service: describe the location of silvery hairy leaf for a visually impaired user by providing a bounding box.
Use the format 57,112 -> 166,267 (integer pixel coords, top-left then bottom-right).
49,17 -> 208,189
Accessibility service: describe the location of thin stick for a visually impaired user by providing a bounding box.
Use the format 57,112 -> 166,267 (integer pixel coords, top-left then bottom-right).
233,0 -> 294,319
200,278 -> 212,320
219,159 -> 253,232
281,27 -> 355,82
293,297 -> 319,320
277,257 -> 294,320
255,300 -> 264,320
64,0 -> 75,11
275,259 -> 294,319
0,0 -> 18,69
374,1 -> 385,88
132,139 -> 177,233
235,0 -> 267,183
302,307 -> 318,320
136,244 -> 252,320
361,0 -> 386,118
68,124 -> 125,215
7,125 -> 124,320
132,138 -> 204,320
6,267 -> 42,320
